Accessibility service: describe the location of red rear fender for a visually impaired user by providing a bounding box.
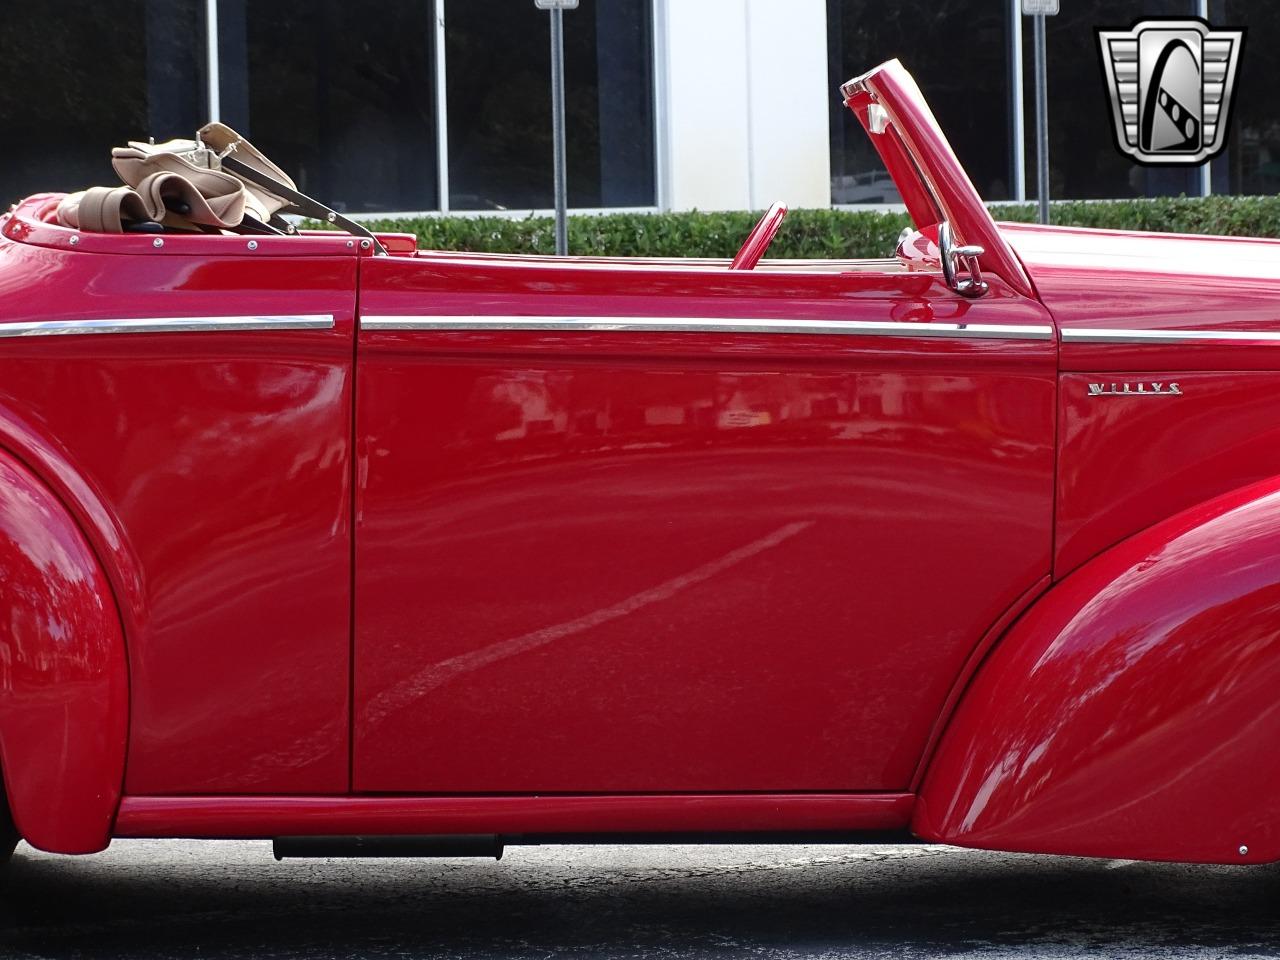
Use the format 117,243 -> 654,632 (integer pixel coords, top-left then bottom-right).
0,449 -> 127,854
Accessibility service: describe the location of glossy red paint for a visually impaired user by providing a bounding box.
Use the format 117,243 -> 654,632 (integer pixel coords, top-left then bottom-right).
352,255 -> 1056,794
1056,372 -> 1280,577
917,477 -> 1280,864
0,450 -> 127,854
847,61 -> 1034,300
114,793 -> 915,839
1000,222 -> 1280,576
6,60 -> 1280,867
907,574 -> 1051,792
1003,221 -> 1280,371
0,206 -> 358,797
845,97 -> 939,229
730,202 -> 789,271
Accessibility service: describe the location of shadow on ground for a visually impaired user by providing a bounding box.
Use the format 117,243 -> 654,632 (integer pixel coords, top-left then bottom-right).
2,841 -> 1279,958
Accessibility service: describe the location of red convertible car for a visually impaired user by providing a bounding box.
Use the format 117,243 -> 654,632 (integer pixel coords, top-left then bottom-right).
1,59 -> 1277,870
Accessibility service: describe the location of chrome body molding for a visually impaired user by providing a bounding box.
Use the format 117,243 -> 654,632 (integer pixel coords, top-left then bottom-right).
361,315 -> 1054,341
1063,327 -> 1280,344
0,315 -> 335,339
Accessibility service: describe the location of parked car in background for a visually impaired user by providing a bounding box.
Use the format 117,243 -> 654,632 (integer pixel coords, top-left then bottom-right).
831,169 -> 903,205
1,60 -> 1278,872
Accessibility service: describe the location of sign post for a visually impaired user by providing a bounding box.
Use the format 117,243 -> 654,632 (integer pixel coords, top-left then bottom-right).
535,0 -> 578,255
1023,0 -> 1057,224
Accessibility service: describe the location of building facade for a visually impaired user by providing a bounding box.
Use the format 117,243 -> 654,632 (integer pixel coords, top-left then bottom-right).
1,0 -> 1275,216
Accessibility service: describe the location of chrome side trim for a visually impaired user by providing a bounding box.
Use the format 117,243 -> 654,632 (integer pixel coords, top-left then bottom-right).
1062,327 -> 1280,344
361,315 -> 1054,341
0,315 -> 335,339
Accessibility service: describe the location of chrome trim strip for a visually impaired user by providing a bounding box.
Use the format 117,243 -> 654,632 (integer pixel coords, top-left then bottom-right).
362,315 -> 1054,341
0,315 -> 335,338
1062,327 -> 1280,344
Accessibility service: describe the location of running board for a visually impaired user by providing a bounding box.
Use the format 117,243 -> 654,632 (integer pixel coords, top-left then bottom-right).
115,793 -> 916,842
273,834 -> 503,860
272,830 -> 920,860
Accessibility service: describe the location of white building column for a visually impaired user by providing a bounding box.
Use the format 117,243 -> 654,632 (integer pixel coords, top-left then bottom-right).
743,0 -> 831,210
656,0 -> 831,212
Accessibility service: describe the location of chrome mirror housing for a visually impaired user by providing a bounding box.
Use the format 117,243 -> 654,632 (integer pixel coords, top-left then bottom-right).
938,221 -> 989,298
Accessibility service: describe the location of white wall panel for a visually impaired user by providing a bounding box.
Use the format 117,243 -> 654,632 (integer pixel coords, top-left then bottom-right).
743,0 -> 831,209
657,0 -> 831,211
659,0 -> 751,211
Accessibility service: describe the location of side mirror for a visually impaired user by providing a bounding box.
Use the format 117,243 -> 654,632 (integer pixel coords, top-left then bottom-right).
938,221 -> 989,298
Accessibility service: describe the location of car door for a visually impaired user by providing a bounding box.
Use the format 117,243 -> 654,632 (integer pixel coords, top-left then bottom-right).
351,248 -> 1056,793
0,221 -> 358,795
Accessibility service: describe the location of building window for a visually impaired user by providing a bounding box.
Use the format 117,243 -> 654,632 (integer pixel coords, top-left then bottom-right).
0,0 -> 656,215
216,0 -> 439,214
1210,2 -> 1279,197
827,0 -> 1014,205
445,0 -> 655,210
1031,0 -> 1199,200
0,0 -> 207,204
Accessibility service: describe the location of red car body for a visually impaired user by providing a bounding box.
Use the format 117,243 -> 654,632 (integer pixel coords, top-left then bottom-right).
1,59 -> 1277,866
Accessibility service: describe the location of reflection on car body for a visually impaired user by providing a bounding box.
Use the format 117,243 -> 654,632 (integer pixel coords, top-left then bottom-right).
0,60 -> 1278,872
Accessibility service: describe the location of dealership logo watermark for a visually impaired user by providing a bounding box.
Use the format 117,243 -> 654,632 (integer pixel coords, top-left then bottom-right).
1097,18 -> 1244,165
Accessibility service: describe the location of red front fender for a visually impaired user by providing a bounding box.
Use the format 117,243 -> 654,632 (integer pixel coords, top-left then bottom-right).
916,477 -> 1280,864
0,449 -> 127,854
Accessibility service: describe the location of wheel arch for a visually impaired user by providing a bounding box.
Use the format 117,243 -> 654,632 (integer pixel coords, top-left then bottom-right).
0,446 -> 128,854
915,475 -> 1280,864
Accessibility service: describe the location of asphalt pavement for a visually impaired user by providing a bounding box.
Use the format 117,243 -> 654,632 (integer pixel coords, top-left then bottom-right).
2,840 -> 1279,958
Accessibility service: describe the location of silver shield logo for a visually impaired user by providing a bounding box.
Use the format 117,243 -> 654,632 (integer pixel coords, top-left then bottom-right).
1097,18 -> 1244,165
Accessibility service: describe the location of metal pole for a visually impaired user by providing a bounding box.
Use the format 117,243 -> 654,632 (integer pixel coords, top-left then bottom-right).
652,0 -> 671,211
1009,0 -> 1025,201
434,0 -> 450,213
1196,0 -> 1212,197
205,0 -> 220,122
1033,13 -> 1049,224
550,8 -> 569,255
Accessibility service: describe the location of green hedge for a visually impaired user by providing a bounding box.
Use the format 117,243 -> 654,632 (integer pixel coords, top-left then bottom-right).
335,195 -> 1280,260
